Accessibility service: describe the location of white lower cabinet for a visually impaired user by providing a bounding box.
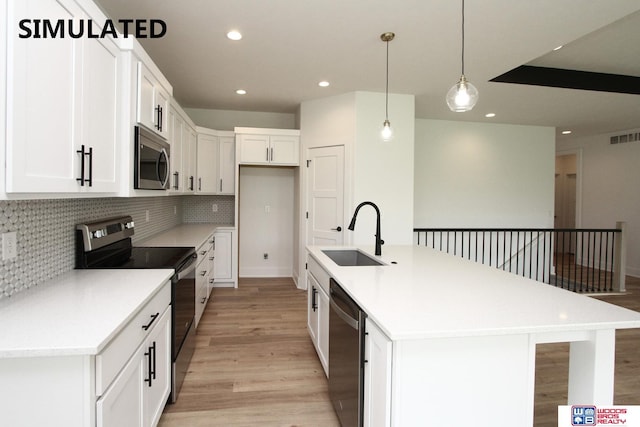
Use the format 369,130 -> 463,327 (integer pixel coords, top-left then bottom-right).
363,320 -> 392,427
213,230 -> 234,285
97,290 -> 171,427
307,257 -> 330,375
0,280 -> 171,427
195,234 -> 215,327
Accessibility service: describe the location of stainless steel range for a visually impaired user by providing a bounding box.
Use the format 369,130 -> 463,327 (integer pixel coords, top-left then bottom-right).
75,216 -> 196,403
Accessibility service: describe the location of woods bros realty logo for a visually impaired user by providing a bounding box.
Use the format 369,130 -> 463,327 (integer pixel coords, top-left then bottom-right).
18,19 -> 167,39
558,405 -> 640,426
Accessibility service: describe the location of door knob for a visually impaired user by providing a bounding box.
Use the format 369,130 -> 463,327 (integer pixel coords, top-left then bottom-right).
331,226 -> 342,232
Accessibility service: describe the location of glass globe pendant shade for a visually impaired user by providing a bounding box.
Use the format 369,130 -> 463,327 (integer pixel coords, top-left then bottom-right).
446,75 -> 478,112
381,119 -> 394,142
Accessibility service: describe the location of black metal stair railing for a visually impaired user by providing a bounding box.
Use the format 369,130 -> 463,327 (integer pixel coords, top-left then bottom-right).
413,228 -> 623,293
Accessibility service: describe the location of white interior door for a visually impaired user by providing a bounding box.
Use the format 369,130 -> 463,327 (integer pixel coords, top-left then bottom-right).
307,146 -> 345,246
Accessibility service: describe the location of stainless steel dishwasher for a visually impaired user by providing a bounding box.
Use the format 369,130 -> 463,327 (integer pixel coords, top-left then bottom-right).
329,278 -> 367,427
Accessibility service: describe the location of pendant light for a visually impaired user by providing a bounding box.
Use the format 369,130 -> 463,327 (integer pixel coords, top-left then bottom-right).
380,32 -> 395,141
446,0 -> 478,112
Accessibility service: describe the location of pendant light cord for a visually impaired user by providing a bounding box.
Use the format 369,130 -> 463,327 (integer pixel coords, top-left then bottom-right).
385,38 -> 390,120
461,0 -> 465,76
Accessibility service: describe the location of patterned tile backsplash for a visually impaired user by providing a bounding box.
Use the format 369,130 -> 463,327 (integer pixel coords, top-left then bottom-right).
0,195 -> 234,299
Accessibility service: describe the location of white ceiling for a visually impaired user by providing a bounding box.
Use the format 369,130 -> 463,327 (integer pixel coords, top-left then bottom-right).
96,0 -> 640,139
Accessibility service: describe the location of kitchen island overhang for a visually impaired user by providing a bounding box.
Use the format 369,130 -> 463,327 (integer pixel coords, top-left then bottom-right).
307,245 -> 640,427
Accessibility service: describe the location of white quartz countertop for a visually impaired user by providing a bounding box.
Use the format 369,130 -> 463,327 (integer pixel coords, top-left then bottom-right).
307,245 -> 640,341
0,269 -> 173,358
139,223 -> 234,249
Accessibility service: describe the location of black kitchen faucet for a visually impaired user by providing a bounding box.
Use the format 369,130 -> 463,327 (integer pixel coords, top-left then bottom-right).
347,201 -> 384,256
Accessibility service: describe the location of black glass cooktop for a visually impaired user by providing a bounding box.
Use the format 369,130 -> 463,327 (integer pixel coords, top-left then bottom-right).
76,236 -> 195,270
118,246 -> 195,269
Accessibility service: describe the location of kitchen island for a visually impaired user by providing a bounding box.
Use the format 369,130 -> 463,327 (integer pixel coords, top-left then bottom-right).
307,245 -> 640,427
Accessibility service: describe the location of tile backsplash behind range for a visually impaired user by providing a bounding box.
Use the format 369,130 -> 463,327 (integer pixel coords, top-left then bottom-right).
0,195 -> 235,299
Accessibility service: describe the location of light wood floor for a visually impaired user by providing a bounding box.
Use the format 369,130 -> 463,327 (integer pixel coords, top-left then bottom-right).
160,276 -> 640,427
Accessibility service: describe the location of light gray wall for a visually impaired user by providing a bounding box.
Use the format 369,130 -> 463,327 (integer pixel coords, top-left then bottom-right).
414,119 -> 556,229
557,128 -> 640,277
184,108 -> 297,131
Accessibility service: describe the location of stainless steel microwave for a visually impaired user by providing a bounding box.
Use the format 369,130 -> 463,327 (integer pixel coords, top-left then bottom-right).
134,125 -> 170,190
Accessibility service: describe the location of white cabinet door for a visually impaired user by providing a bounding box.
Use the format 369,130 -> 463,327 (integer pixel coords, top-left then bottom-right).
270,135 -> 299,165
218,136 -> 235,194
363,320 -> 392,427
6,0 -> 120,194
137,63 -> 170,139
213,231 -> 233,281
307,274 -> 320,347
154,88 -> 170,139
137,64 -> 156,133
237,134 -> 270,164
316,284 -> 330,373
143,307 -> 171,427
168,108 -> 183,192
80,34 -> 120,192
182,125 -> 197,193
196,134 -> 218,194
97,344 -> 144,427
237,133 -> 299,166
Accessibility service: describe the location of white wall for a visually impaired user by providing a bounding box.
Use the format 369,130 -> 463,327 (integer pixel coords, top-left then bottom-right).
352,92 -> 415,245
557,128 -> 640,277
185,108 -> 296,131
414,119 -> 555,229
239,166 -> 295,277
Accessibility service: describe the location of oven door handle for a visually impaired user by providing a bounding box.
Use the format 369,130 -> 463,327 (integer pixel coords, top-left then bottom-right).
177,254 -> 198,280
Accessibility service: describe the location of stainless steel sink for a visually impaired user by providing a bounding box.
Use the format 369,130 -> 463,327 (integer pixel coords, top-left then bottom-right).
322,249 -> 385,266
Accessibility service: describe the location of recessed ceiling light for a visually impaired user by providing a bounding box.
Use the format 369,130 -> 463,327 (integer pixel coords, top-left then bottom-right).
236,89 -> 247,95
553,45 -> 563,51
562,130 -> 572,135
318,81 -> 330,87
227,30 -> 242,41
485,113 -> 496,118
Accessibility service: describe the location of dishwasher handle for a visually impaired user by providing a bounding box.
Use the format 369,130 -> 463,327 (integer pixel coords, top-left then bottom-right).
330,288 -> 360,330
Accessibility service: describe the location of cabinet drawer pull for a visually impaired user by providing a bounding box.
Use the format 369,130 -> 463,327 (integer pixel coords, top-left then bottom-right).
266,147 -> 269,161
270,147 -> 273,162
200,250 -> 207,256
141,312 -> 160,331
198,177 -> 202,191
209,256 -> 214,261
201,297 -> 207,304
200,270 -> 207,276
311,286 -> 318,312
209,278 -> 214,284
173,172 -> 179,190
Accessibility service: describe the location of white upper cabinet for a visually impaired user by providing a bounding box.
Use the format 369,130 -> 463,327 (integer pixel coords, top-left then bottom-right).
196,134 -> 219,194
235,127 -> 300,166
218,136 -> 236,194
136,62 -> 170,139
5,0 -> 121,194
196,127 -> 235,195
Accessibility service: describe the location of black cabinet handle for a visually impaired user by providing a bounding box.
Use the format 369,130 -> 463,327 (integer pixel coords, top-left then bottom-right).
200,270 -> 207,276
173,172 -> 179,190
220,179 -> 222,192
270,147 -> 273,162
141,312 -> 160,331
331,226 -> 342,232
144,345 -> 153,387
159,106 -> 163,132
76,145 -> 86,186
311,286 -> 318,312
201,297 -> 207,304
155,105 -> 161,131
87,146 -> 93,187
189,176 -> 194,191
198,177 -> 202,191
150,341 -> 157,380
